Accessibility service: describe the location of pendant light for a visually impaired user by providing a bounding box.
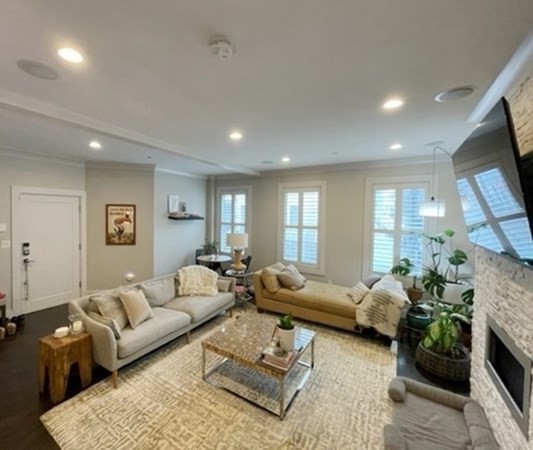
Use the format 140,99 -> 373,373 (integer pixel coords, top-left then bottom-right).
419,147 -> 446,217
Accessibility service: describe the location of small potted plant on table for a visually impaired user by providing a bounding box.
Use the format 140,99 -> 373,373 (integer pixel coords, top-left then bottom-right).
277,313 -> 296,352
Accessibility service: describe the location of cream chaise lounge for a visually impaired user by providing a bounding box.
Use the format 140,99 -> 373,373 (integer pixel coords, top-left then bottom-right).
69,268 -> 235,387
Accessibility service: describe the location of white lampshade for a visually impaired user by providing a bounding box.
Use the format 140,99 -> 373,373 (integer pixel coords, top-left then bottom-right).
226,233 -> 248,249
419,198 -> 446,217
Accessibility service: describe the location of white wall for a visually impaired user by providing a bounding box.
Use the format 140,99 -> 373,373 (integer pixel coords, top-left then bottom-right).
85,163 -> 155,289
0,151 -> 85,313
153,170 -> 207,276
215,158 -> 470,287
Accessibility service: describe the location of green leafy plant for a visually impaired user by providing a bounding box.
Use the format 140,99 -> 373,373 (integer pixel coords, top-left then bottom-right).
278,312 -> 295,330
203,240 -> 219,255
390,257 -> 415,276
420,228 -> 472,300
421,303 -> 470,358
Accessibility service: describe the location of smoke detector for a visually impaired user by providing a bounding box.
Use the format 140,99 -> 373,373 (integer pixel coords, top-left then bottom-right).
210,39 -> 234,60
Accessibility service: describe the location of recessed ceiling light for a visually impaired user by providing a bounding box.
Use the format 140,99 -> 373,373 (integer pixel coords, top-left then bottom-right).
434,86 -> 475,102
390,143 -> 402,150
89,140 -> 102,150
58,48 -> 84,63
262,160 -> 274,165
282,157 -> 290,163
229,131 -> 243,140
382,98 -> 404,110
16,59 -> 60,80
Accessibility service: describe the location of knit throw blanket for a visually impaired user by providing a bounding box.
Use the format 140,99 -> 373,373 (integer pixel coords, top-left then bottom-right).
356,289 -> 406,338
176,265 -> 218,296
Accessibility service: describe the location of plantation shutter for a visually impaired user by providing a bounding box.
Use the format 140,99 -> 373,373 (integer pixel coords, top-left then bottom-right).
218,190 -> 248,253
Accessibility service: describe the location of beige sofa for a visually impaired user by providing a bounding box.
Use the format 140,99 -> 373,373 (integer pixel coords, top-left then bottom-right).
69,272 -> 235,387
253,266 -> 357,331
385,377 -> 499,449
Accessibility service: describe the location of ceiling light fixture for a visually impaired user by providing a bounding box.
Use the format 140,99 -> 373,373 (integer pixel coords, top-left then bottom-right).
210,38 -> 234,60
229,131 -> 243,141
390,143 -> 402,150
57,48 -> 84,63
89,140 -> 102,150
434,86 -> 475,103
382,98 -> 404,110
419,146 -> 451,218
282,157 -> 290,163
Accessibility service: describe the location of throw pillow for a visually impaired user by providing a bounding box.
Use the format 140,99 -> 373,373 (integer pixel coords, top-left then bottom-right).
92,293 -> 129,330
347,281 -> 370,304
217,278 -> 232,293
140,278 -> 175,307
362,274 -> 382,289
261,267 -> 283,293
118,288 -> 154,329
88,311 -> 122,339
277,266 -> 306,291
269,262 -> 287,272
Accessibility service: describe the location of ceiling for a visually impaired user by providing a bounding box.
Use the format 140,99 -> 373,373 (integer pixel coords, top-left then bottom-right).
1,1 -> 532,176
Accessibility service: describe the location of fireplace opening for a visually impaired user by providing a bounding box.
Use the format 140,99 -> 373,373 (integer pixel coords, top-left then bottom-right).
485,315 -> 532,437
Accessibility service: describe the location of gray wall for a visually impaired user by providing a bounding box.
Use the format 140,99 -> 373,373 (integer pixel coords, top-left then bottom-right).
215,158 -> 469,287
0,152 -> 85,311
153,170 -> 207,276
86,163 -> 155,289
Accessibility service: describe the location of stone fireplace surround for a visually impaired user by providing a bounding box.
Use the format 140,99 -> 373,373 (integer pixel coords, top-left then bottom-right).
471,248 -> 533,449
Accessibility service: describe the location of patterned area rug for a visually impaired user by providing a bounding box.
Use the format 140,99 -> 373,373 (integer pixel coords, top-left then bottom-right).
41,311 -> 396,449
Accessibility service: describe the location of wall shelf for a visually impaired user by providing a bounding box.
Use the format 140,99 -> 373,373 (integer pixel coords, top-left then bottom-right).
168,214 -> 204,221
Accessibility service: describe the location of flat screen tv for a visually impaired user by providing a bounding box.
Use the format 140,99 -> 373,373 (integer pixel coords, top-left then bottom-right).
451,97 -> 533,267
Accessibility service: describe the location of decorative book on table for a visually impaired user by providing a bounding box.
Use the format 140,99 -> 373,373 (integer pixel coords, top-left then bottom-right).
261,345 -> 297,370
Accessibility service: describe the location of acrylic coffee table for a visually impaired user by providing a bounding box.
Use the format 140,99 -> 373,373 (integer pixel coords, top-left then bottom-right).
201,314 -> 315,420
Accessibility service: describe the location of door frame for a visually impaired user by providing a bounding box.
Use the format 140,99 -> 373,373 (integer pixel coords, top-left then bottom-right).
11,186 -> 87,315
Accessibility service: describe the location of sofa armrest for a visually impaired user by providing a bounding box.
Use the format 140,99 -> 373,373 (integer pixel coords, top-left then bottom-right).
253,271 -> 266,304
390,377 -> 470,411
69,300 -> 118,372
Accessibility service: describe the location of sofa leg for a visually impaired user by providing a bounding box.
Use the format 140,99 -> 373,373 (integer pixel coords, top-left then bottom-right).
229,308 -> 233,318
256,307 -> 264,313
112,370 -> 118,389
186,331 -> 191,344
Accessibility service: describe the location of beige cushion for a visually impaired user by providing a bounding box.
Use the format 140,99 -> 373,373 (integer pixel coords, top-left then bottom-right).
88,311 -> 122,339
140,278 -> 175,307
278,265 -> 306,291
217,278 -> 232,293
118,288 -> 154,329
261,267 -> 283,293
347,281 -> 370,304
269,262 -> 286,272
92,293 -> 129,330
164,292 -> 234,322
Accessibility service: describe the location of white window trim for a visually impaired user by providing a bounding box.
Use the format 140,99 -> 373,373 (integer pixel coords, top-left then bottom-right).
362,175 -> 432,278
215,185 -> 252,255
277,181 -> 326,275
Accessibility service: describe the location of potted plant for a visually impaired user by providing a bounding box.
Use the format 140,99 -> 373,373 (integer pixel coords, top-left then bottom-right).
415,302 -> 471,381
202,239 -> 219,255
390,258 -> 423,303
277,312 -> 296,352
420,228 -> 472,304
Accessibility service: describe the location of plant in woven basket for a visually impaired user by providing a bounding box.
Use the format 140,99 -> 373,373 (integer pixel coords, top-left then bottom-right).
421,303 -> 470,359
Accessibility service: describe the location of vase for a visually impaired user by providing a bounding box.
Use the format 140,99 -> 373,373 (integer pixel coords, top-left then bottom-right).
277,327 -> 296,352
442,282 -> 469,305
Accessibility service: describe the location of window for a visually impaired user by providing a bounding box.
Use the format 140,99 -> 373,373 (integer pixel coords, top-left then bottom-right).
278,182 -> 326,274
216,187 -> 250,253
365,179 -> 429,276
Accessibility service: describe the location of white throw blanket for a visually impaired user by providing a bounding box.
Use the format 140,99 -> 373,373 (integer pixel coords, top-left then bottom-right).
176,265 -> 218,296
355,275 -> 410,338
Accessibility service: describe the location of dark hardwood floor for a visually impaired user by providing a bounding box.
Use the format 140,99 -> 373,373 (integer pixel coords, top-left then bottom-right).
0,305 -> 468,449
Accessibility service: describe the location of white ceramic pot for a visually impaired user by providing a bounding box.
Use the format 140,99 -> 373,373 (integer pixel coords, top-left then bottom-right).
442,282 -> 469,305
277,327 -> 296,352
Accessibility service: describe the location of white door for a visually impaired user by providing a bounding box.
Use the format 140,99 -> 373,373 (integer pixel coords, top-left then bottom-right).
12,188 -> 84,314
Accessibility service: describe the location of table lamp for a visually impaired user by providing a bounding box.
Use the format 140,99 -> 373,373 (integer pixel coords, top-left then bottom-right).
226,233 -> 248,272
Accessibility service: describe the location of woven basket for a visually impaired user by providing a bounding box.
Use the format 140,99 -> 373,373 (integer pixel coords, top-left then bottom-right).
415,343 -> 471,381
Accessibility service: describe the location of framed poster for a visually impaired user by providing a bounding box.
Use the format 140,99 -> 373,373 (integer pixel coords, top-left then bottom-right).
106,204 -> 136,245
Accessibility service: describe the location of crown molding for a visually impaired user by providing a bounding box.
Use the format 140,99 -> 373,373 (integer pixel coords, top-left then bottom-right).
156,167 -> 207,180
0,146 -> 85,168
85,161 -> 155,172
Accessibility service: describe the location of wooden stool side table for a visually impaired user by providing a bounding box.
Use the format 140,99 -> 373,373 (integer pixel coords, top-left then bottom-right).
39,331 -> 92,403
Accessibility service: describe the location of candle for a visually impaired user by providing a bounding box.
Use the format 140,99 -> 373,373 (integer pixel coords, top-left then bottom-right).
72,320 -> 83,333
